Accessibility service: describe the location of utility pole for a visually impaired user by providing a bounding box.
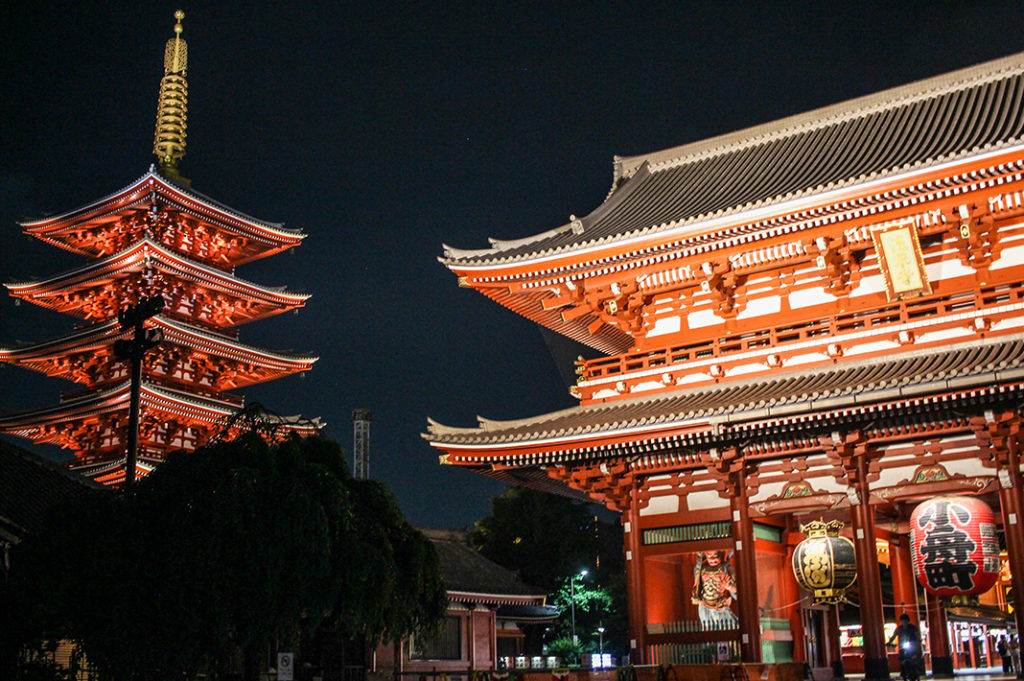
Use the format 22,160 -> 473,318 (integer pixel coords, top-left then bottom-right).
113,295 -> 165,491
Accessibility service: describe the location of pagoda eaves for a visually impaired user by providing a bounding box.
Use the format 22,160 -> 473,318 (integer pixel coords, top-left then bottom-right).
7,237 -> 309,326
0,316 -> 316,390
442,53 -> 1024,269
22,169 -> 305,266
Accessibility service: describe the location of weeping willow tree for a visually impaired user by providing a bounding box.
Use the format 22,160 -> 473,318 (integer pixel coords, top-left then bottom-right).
5,428 -> 447,681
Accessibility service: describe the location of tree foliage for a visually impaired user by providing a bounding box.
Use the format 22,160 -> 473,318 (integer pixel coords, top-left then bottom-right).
471,487 -> 601,592
470,486 -> 627,659
5,433 -> 447,681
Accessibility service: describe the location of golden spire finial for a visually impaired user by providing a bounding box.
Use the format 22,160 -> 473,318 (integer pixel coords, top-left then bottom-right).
153,10 -> 189,183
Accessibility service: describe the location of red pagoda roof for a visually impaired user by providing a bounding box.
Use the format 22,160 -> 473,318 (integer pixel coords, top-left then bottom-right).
22,169 -> 305,265
0,316 -> 316,389
7,237 -> 308,324
441,52 -> 1024,268
0,379 -> 321,451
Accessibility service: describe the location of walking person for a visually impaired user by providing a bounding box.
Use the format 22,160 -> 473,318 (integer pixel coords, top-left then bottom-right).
1000,636 -> 1011,675
887,614 -> 923,681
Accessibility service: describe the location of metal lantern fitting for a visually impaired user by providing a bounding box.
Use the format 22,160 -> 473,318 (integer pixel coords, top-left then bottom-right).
910,495 -> 999,597
792,519 -> 858,604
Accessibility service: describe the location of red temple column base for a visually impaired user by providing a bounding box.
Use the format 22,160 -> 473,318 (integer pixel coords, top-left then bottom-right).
930,656 -> 954,678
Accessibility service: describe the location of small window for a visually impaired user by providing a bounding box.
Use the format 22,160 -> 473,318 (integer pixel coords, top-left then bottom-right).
410,616 -> 462,660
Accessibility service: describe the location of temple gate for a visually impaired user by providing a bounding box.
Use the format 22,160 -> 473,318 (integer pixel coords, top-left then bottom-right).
427,53 -> 1024,680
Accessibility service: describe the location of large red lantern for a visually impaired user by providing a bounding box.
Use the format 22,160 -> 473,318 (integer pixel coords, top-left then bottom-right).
910,495 -> 999,597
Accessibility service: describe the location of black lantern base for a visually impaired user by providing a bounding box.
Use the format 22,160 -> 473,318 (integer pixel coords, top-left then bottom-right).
863,657 -> 890,681
931,656 -> 954,678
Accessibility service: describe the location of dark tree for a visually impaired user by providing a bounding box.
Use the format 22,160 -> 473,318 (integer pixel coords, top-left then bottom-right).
6,433 -> 447,681
470,486 -> 627,659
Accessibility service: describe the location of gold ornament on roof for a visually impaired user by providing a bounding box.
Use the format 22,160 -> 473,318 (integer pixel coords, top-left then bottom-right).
153,10 -> 189,181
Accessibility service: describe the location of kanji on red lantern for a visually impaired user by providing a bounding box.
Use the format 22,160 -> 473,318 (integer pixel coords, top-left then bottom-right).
910,496 -> 999,597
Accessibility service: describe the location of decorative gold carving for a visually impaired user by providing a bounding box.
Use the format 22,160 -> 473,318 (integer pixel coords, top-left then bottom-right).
913,465 -> 949,484
870,218 -> 931,301
782,481 -> 813,498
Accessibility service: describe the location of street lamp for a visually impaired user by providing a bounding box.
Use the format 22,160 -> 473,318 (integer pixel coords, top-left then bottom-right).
597,625 -> 605,654
570,569 -> 588,645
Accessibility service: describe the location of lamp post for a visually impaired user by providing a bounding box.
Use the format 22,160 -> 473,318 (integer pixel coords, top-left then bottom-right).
597,625 -> 605,654
570,569 -> 588,645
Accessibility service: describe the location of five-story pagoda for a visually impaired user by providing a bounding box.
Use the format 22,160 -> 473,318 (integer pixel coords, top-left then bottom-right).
0,11 -> 319,485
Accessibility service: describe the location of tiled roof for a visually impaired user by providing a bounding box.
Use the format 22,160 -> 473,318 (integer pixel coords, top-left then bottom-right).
442,52 -> 1024,266
0,317 -> 318,368
422,528 -> 546,601
425,333 -> 1024,448
495,603 -> 560,622
22,169 -> 301,237
7,237 -> 309,302
0,439 -> 103,541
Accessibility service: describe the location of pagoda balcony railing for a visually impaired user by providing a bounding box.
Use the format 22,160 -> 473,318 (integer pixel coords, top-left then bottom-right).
575,280 -> 1023,402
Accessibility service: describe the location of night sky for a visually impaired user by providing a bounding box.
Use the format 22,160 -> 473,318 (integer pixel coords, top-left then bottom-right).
3,2 -> 1024,529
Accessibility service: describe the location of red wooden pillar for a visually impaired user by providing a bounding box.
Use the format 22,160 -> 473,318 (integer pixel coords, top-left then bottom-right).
824,605 -> 844,677
625,487 -> 646,664
731,466 -> 762,663
926,590 -> 953,677
994,413 -> 1024,679
888,534 -> 918,626
784,540 -> 806,663
850,462 -> 888,681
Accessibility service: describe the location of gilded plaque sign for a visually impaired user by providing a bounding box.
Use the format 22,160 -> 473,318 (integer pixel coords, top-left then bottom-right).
870,218 -> 931,300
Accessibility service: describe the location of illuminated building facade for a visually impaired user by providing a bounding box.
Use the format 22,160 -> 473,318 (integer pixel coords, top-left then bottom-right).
428,53 -> 1024,679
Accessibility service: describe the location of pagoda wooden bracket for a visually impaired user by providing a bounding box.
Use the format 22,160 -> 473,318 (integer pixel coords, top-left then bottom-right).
813,234 -> 860,297
971,409 -> 1023,475
701,446 -> 759,499
699,261 -> 745,320
819,429 -> 880,504
950,207 -> 1000,271
547,460 -> 635,512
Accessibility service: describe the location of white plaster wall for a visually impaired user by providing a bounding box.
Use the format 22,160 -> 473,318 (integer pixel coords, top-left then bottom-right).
736,295 -> 782,319
687,309 -> 723,329
991,244 -> 1024,270
648,315 -> 682,338
789,287 -> 836,309
686,490 -> 729,510
640,494 -> 680,516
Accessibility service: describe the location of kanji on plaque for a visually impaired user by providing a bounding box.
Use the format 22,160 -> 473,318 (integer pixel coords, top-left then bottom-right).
910,496 -> 999,597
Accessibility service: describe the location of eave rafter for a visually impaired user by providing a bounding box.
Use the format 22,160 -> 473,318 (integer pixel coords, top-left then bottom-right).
0,317 -> 313,391
23,170 -> 304,265
453,153 -> 1024,356
6,238 -> 308,327
0,379 -> 319,463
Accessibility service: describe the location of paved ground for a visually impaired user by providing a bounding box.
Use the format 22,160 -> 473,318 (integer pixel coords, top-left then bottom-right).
845,668 -> 1018,680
